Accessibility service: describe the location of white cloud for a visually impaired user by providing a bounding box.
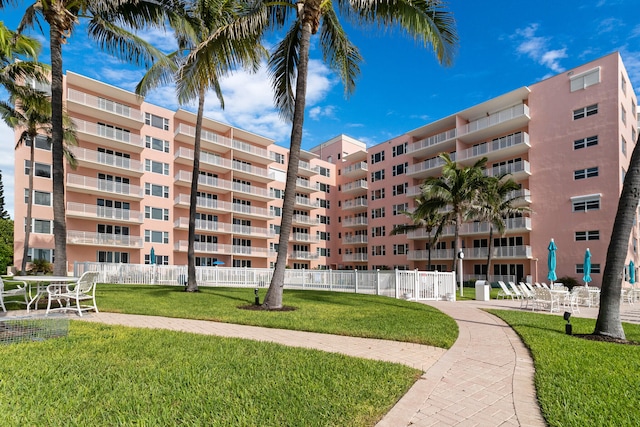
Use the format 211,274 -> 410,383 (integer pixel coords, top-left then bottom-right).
0,121 -> 15,219
620,48 -> 640,90
513,24 -> 567,73
309,105 -> 336,120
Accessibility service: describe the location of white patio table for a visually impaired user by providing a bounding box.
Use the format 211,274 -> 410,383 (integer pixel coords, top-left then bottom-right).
13,276 -> 79,312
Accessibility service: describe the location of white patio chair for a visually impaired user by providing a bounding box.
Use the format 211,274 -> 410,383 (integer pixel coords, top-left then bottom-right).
496,281 -> 515,299
508,281 -> 524,299
541,282 -> 550,289
532,288 -> 561,312
563,287 -> 581,314
518,282 -> 534,309
0,277 -> 29,312
46,271 -> 100,317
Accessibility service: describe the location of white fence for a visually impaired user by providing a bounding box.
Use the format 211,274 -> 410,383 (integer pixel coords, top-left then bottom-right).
74,262 -> 457,301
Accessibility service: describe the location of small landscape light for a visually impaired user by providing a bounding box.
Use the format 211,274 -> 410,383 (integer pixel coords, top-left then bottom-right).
254,288 -> 260,306
564,311 -> 572,335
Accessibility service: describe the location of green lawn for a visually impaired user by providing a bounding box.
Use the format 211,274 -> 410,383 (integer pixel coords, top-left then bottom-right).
489,309 -> 640,427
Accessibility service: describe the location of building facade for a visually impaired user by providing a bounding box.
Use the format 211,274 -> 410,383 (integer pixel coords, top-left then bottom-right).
14,52 -> 639,285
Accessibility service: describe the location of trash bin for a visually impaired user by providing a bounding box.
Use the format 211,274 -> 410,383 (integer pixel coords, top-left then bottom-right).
475,280 -> 490,301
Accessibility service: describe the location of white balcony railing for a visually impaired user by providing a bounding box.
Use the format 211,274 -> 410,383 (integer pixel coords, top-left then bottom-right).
67,202 -> 144,223
174,123 -> 232,148
67,231 -> 144,248
66,174 -> 144,198
342,253 -> 368,262
460,104 -> 530,136
343,217 -> 368,227
407,128 -> 457,154
70,147 -> 144,173
67,88 -> 143,122
73,118 -> 143,148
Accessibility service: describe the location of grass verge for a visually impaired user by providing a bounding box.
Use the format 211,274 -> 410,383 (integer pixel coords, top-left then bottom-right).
93,285 -> 458,348
488,309 -> 640,427
0,322 -> 420,426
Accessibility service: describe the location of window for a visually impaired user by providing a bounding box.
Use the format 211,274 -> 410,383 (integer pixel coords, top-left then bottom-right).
575,230 -> 599,241
145,159 -> 169,175
273,152 -> 285,164
570,67 -> 600,92
317,248 -> 330,257
371,207 -> 385,219
318,183 -> 331,193
98,97 -> 131,116
371,245 -> 386,256
97,122 -> 130,142
577,264 -> 601,274
633,100 -> 637,117
27,248 -> 54,263
371,188 -> 385,200
392,142 -> 407,157
393,244 -> 408,255
622,136 -> 627,156
371,170 -> 385,182
622,74 -> 627,94
317,231 -> 330,241
392,183 -> 408,196
98,224 -> 130,235
371,151 -> 385,164
145,136 -> 170,152
393,203 -> 409,215
572,194 -> 600,212
145,230 -> 169,243
97,251 -> 129,263
574,167 -> 598,180
28,219 -> 52,234
318,166 -> 330,177
574,135 -> 598,150
573,104 -> 598,120
270,206 -> 282,217
392,163 -> 408,176
145,113 -> 169,130
622,104 -> 627,125
25,135 -> 51,150
25,189 -> 52,206
317,214 -> 330,225
371,226 -> 386,237
145,254 -> 168,265
145,183 -> 169,198
317,198 -> 330,209
24,161 -> 52,178
145,206 -> 169,221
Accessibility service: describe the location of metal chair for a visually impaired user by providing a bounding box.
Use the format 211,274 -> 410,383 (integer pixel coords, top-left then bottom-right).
0,277 -> 29,312
46,271 -> 100,316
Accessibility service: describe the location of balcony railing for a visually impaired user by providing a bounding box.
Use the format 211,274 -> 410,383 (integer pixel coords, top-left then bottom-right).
485,160 -> 531,178
457,132 -> 529,162
342,253 -> 368,262
343,217 -> 368,227
232,139 -> 271,160
174,241 -> 270,257
291,233 -> 319,243
232,181 -> 272,199
342,235 -> 368,245
341,162 -> 368,175
342,198 -> 368,210
67,174 -> 144,198
67,202 -> 144,223
290,251 -> 320,260
295,196 -> 319,208
460,104 -> 530,136
232,224 -> 274,238
292,214 -> 319,226
232,160 -> 272,180
408,248 -> 454,261
67,231 -> 144,248
406,153 -> 455,176
70,147 -> 144,173
174,123 -> 232,148
73,118 -> 143,148
174,217 -> 233,233
342,179 -> 368,193
67,88 -> 143,122
407,128 -> 457,155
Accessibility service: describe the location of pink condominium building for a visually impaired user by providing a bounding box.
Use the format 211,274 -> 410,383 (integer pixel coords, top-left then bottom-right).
14,52 -> 639,285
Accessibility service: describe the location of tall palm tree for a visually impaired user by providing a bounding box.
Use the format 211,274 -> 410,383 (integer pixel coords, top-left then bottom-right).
8,0 -> 189,275
136,0 -> 265,292
1,89 -> 78,272
420,153 -> 487,275
235,0 -> 457,309
468,174 -> 528,280
0,20 -> 44,98
594,134 -> 640,340
391,196 -> 444,271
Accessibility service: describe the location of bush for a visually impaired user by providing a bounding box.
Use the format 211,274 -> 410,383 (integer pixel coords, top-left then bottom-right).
556,275 -> 580,290
29,259 -> 52,275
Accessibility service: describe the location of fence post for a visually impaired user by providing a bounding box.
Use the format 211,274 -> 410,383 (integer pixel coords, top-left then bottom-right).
355,269 -> 358,294
414,269 -> 419,301
329,269 -> 333,291
376,269 -> 380,295
395,268 -> 399,299
302,268 -> 306,289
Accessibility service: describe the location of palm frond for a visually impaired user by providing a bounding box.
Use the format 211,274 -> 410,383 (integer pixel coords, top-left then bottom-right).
268,21 -> 301,121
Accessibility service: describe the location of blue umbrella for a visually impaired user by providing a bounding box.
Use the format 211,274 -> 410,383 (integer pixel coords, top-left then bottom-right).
583,248 -> 592,286
213,260 -> 224,266
150,247 -> 156,265
547,239 -> 557,283
630,260 -> 635,285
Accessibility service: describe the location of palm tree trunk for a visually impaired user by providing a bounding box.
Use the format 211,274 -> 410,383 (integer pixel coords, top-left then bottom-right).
452,211 -> 460,274
186,88 -> 205,292
49,23 -> 67,276
594,135 -> 640,339
263,5 -> 316,309
485,225 -> 494,281
21,138 -> 35,272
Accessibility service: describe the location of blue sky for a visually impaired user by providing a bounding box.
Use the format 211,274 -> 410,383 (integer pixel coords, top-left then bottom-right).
1,0 -> 640,218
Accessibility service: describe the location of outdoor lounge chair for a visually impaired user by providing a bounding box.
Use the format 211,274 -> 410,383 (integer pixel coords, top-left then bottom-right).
46,271 -> 100,317
508,282 -> 524,299
0,277 -> 29,312
496,281 -> 515,299
518,282 -> 535,309
532,288 -> 561,312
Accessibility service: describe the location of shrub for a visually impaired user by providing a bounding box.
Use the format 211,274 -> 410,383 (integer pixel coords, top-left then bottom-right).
557,275 -> 580,290
29,258 -> 52,275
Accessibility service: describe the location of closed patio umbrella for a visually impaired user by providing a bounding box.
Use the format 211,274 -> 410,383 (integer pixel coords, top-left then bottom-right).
547,238 -> 557,284
630,260 -> 635,286
150,247 -> 156,265
583,248 -> 592,286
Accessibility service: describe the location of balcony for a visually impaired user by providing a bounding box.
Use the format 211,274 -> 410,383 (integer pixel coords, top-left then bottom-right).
66,202 -> 144,224
67,88 -> 143,129
290,251 -> 320,260
408,248 -> 454,261
232,139 -> 272,164
174,194 -> 232,213
70,147 -> 144,176
295,178 -> 317,194
174,170 -> 232,193
342,253 -> 368,263
73,119 -> 143,153
458,104 -> 530,144
232,160 -> 274,183
407,128 -> 457,159
342,235 -> 368,245
406,153 -> 455,179
342,198 -> 368,211
508,188 -> 532,206
457,132 -> 530,166
232,224 -> 274,239
173,217 -> 233,234
174,123 -> 232,154
297,160 -> 319,177
485,159 -> 531,181
173,241 -> 270,257
232,203 -> 274,220
232,181 -> 274,201
341,179 -> 368,195
341,162 -> 368,178
67,231 -> 144,248
295,196 -> 319,209
463,245 -> 533,260
292,214 -> 319,226
66,174 -> 144,200
290,233 -> 319,243
343,217 -> 368,228
174,147 -> 232,173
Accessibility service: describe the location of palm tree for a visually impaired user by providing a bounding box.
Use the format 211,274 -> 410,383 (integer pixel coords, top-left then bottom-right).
469,174 -> 529,281
136,0 -> 265,292
9,0 -> 188,275
238,0 -> 457,309
391,196 -> 444,271
594,134 -> 640,340
1,89 -> 78,272
420,153 -> 487,275
0,20 -> 45,98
